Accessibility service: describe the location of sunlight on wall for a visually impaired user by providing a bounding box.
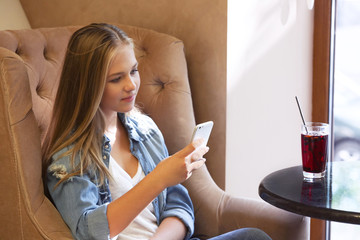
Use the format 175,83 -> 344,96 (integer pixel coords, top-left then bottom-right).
228,0 -> 297,90
226,0 -> 314,199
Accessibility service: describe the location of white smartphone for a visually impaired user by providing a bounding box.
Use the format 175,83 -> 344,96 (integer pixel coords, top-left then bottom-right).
190,121 -> 214,146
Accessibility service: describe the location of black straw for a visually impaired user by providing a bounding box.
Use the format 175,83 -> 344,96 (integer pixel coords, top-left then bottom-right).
295,96 -> 308,134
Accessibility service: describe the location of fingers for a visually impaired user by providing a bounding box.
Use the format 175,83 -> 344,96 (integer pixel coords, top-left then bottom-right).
186,144 -> 209,164
186,158 -> 206,179
177,138 -> 205,157
190,158 -> 206,170
170,139 -> 209,182
191,146 -> 209,161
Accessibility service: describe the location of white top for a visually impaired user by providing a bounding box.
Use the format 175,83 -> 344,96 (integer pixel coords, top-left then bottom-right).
109,155 -> 158,240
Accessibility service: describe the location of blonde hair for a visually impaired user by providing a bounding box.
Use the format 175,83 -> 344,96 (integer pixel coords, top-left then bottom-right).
43,23 -> 134,187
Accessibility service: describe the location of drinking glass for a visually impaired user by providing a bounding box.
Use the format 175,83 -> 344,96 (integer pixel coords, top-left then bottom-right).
301,122 -> 329,180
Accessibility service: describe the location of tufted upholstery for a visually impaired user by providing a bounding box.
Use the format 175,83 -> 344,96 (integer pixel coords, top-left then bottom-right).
0,25 -> 309,239
0,25 -> 195,150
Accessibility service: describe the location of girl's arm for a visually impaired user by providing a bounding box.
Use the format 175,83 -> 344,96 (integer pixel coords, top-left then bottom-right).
150,217 -> 187,240
107,140 -> 208,238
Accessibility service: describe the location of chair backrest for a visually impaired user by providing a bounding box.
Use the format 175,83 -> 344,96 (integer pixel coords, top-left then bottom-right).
0,24 -> 206,239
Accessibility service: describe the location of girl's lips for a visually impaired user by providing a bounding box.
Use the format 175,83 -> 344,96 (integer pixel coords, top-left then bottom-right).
122,95 -> 135,102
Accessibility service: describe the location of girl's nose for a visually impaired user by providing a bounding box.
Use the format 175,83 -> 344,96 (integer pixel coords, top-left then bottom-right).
124,75 -> 137,91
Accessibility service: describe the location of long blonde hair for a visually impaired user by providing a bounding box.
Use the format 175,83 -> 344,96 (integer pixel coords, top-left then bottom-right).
43,23 -> 133,186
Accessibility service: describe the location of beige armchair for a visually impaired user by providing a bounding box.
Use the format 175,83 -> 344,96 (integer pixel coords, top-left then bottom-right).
0,25 -> 309,239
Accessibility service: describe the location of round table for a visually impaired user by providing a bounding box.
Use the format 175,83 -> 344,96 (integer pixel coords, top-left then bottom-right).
258,161 -> 360,224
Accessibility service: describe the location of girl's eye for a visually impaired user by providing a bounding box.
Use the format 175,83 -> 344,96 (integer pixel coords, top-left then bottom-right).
110,76 -> 121,83
131,69 -> 138,75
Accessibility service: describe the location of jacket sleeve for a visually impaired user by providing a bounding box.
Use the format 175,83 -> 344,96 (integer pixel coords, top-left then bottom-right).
47,151 -> 111,240
160,184 -> 195,240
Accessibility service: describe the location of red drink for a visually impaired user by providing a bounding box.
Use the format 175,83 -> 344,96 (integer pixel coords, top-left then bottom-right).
301,134 -> 328,174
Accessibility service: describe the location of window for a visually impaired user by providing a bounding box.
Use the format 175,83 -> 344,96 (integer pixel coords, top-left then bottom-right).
331,0 -> 360,239
314,0 -> 360,239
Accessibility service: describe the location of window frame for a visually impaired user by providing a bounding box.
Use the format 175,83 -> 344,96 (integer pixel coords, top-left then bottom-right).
311,0 -> 335,239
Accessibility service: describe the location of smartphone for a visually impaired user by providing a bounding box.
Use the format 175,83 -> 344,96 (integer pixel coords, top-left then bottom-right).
190,121 -> 214,146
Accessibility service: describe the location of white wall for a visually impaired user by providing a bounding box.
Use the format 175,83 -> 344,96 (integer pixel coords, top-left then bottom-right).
0,0 -> 30,30
226,0 -> 314,199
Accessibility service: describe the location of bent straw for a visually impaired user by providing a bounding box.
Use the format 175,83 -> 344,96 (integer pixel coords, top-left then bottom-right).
295,96 -> 308,134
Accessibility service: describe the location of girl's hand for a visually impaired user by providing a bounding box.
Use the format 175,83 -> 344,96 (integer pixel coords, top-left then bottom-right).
154,139 -> 209,188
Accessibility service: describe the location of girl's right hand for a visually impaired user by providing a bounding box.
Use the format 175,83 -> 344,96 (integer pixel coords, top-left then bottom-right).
153,139 -> 209,188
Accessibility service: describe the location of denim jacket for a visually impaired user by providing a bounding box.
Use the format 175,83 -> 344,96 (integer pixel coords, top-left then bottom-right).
46,113 -> 195,240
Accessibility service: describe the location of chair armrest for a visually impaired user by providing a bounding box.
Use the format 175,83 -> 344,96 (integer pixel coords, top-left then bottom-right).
183,165 -> 310,240
218,194 -> 310,240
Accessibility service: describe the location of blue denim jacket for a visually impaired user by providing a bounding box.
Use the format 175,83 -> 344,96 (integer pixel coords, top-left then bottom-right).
47,113 -> 195,240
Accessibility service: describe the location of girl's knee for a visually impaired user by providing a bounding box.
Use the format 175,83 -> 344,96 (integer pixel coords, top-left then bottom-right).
242,228 -> 272,240
209,228 -> 271,240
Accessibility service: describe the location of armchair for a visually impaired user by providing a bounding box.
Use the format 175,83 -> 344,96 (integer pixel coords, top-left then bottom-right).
0,24 -> 309,239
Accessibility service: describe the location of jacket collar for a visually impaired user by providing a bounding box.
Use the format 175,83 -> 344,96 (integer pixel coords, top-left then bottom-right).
118,112 -> 143,142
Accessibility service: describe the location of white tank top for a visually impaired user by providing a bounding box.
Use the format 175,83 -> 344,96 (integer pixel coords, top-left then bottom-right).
108,155 -> 158,240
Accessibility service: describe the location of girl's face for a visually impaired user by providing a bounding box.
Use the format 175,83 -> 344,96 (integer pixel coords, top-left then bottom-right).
100,45 -> 140,116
